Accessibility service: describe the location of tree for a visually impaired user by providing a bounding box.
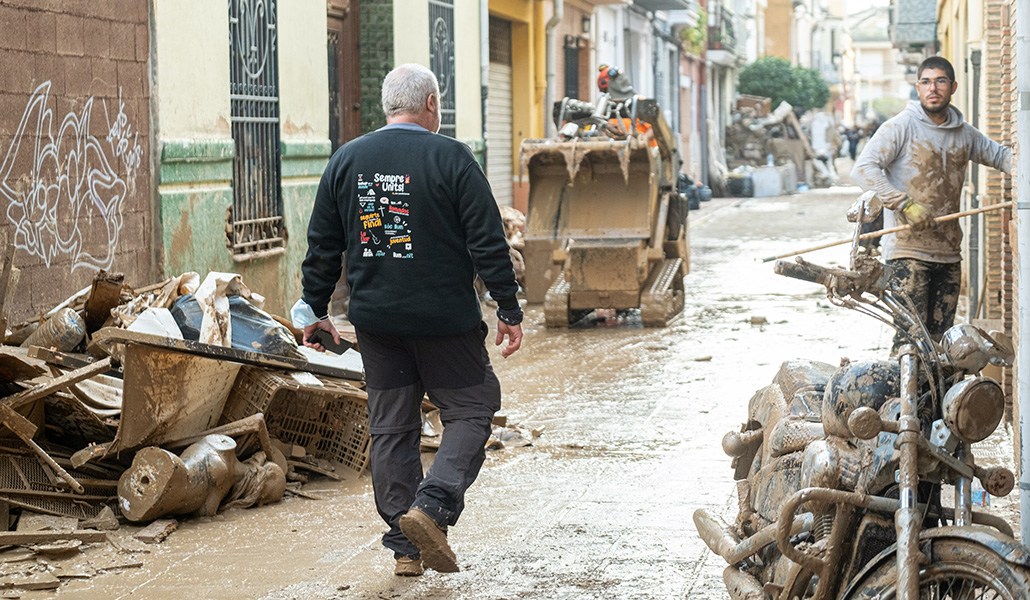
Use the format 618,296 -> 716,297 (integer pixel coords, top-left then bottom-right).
737,57 -> 831,115
738,57 -> 795,109
787,67 -> 831,114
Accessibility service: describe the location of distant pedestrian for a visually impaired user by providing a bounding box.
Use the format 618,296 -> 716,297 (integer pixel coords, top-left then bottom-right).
845,127 -> 862,161
292,63 -> 524,576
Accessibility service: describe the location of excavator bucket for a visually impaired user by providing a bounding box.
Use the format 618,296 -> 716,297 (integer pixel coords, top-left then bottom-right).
520,96 -> 689,327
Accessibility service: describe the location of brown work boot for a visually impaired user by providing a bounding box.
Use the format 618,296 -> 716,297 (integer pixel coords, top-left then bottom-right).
398,507 -> 459,573
394,555 -> 423,577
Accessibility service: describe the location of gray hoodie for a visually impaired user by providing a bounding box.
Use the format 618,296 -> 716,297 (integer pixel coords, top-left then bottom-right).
851,100 -> 1011,263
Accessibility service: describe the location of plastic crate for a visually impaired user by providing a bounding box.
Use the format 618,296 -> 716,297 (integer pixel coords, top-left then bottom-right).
222,367 -> 370,474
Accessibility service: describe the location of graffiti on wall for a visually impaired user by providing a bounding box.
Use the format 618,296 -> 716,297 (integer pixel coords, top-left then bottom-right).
103,89 -> 144,195
0,81 -> 142,272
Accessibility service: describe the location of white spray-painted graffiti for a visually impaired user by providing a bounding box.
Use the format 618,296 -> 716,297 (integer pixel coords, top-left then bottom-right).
0,81 -> 141,272
103,89 -> 144,195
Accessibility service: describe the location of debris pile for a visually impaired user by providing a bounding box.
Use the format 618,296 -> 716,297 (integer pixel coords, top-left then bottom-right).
0,255 -> 368,594
719,97 -> 840,196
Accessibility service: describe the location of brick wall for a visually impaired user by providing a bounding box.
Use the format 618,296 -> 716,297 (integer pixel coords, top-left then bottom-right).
0,1 -> 152,324
1000,1 -> 1015,404
984,0 -> 1006,326
1001,0 -> 1021,467
359,0 -> 393,133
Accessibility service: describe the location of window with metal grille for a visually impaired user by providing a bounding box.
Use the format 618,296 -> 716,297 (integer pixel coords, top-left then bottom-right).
228,0 -> 284,259
563,35 -> 579,99
429,0 -> 456,137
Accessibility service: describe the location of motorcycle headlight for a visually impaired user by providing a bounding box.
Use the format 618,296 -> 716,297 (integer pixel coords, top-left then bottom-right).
942,376 -> 1005,443
941,323 -> 991,373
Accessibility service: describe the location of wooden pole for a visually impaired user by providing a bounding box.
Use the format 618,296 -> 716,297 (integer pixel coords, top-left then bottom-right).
759,201 -> 1015,263
0,233 -> 15,338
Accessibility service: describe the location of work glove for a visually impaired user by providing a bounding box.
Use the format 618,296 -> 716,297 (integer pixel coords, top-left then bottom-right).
900,198 -> 934,230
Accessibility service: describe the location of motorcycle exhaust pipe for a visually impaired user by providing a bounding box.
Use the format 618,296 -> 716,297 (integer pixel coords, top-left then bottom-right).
723,565 -> 764,600
694,508 -> 741,560
695,508 -> 814,565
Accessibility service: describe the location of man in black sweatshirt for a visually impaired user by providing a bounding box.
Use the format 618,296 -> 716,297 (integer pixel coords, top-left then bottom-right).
292,63 -> 524,576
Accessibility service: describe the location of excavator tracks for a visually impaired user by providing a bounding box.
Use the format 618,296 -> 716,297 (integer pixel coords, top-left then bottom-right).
543,273 -> 572,328
639,258 -> 685,327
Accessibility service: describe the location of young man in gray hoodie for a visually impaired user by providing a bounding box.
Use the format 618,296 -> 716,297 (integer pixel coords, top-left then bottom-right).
851,56 -> 1011,351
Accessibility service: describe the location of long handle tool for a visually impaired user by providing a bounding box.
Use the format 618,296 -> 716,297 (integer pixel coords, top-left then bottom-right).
759,202 -> 1015,263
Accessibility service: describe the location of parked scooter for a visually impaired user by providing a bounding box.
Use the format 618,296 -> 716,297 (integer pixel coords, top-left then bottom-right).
695,191 -> 1030,599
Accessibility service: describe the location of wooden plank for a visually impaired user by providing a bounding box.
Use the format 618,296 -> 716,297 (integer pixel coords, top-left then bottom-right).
787,110 -> 816,159
0,490 -> 114,501
0,402 -> 86,494
288,459 -> 342,481
91,328 -> 362,380
1,358 -> 113,411
0,234 -> 15,337
27,346 -> 123,379
0,403 -> 37,439
0,530 -> 107,545
0,500 -> 8,532
133,519 -> 178,544
0,571 -> 61,590
163,413 -> 273,457
70,442 -> 115,469
22,438 -> 86,494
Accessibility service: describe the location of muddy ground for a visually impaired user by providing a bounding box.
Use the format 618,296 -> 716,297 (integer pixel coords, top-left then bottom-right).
28,186 -> 1021,599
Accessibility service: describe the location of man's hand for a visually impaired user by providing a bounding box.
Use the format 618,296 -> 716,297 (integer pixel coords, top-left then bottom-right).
900,198 -> 934,230
303,320 -> 341,353
495,322 -> 523,358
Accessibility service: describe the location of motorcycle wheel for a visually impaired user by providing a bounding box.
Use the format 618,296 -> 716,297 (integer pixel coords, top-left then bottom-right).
842,538 -> 1030,600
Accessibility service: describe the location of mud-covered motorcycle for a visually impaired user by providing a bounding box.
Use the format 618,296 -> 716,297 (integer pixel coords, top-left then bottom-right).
695,192 -> 1030,599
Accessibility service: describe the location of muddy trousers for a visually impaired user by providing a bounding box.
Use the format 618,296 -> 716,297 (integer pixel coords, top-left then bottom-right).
356,323 -> 501,560
887,258 -> 961,352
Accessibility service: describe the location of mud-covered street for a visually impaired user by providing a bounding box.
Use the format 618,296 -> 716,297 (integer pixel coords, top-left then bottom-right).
35,186 -> 1016,600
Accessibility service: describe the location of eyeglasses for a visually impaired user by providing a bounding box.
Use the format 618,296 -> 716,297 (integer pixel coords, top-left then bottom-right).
917,77 -> 951,88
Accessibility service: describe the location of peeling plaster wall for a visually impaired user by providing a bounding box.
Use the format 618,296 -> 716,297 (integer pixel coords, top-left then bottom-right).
0,1 -> 153,322
154,2 -> 329,317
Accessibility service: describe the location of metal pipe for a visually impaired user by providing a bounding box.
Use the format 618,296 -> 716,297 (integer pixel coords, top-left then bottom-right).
954,444 -> 973,526
896,347 -> 921,599
1017,0 -> 1030,547
722,565 -> 764,600
700,82 -> 708,186
480,0 -> 489,169
969,49 -> 982,320
544,0 -> 564,138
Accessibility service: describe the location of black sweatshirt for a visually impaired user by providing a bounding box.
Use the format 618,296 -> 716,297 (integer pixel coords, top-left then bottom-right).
301,125 -> 519,336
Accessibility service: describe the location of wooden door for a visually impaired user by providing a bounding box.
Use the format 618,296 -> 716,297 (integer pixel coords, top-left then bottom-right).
328,0 -> 361,152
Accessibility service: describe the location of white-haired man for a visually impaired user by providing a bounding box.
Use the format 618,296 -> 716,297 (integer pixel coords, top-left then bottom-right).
292,63 -> 523,576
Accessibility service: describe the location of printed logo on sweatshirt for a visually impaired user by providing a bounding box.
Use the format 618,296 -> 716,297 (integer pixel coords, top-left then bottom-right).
357,172 -> 413,259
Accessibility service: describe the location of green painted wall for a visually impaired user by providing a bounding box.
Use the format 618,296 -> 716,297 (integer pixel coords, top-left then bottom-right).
159,139 -> 329,316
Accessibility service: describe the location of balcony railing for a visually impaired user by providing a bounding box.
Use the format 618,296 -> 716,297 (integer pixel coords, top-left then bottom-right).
707,4 -> 745,57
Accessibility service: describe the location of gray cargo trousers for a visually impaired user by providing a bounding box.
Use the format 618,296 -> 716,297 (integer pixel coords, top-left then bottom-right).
355,322 -> 501,559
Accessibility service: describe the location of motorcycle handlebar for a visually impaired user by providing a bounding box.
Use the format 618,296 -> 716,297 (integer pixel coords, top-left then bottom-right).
774,259 -> 834,286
